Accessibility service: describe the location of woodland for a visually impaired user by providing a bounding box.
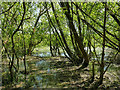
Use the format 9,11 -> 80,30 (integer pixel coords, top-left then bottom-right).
1,1 -> 120,89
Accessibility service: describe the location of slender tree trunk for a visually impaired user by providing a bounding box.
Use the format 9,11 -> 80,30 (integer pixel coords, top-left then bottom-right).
100,2 -> 107,84
118,28 -> 120,51
70,30 -> 83,64
51,2 -> 77,62
92,61 -> 95,82
45,3 -> 78,63
58,47 -> 61,56
28,43 -> 33,55
50,30 -> 54,57
22,25 -> 27,75
60,2 -> 89,68
55,38 -> 58,56
10,36 -> 15,82
28,6 -> 47,55
45,4 -> 66,57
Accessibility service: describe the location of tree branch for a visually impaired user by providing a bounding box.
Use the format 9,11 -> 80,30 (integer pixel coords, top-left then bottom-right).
0,2 -> 16,15
12,2 -> 26,37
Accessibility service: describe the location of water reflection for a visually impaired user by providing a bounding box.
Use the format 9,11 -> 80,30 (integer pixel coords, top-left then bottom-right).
35,76 -> 43,88
2,48 -> 118,89
33,59 -> 58,88
36,60 -> 47,67
32,52 -> 65,57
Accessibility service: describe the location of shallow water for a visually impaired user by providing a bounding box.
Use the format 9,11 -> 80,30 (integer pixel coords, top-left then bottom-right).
32,52 -> 65,57
2,48 -> 120,89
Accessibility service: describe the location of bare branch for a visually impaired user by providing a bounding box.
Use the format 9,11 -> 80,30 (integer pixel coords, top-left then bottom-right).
0,2 -> 17,15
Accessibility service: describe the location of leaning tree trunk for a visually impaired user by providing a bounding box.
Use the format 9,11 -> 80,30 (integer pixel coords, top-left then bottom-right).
60,2 -> 89,68
100,2 -> 107,84
50,30 -> 54,57
51,2 -> 82,65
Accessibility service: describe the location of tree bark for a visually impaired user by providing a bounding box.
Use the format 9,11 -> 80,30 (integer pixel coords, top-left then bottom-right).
60,2 -> 89,68
100,2 -> 107,84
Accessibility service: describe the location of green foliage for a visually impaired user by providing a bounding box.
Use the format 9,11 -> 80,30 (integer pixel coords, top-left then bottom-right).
1,2 -> 120,88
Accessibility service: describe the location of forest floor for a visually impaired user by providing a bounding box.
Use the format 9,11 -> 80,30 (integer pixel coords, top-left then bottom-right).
2,55 -> 120,89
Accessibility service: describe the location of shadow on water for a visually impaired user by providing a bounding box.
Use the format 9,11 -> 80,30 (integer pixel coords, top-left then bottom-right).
2,57 -> 62,89
32,60 -> 58,88
2,53 -> 85,89
2,50 -> 120,89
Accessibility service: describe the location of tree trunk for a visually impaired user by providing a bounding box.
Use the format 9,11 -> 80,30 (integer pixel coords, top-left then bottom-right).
22,25 -> 27,75
92,61 -> 95,82
100,2 -> 107,84
51,2 -> 79,63
60,2 -> 89,68
50,30 -> 54,57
